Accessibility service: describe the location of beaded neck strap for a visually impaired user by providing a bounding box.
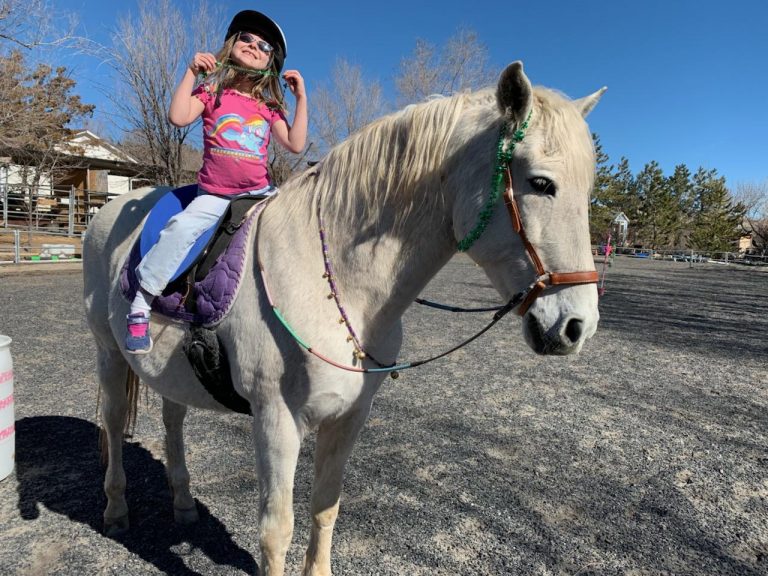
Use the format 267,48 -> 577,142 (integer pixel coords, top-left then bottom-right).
456,110 -> 532,252
199,61 -> 279,79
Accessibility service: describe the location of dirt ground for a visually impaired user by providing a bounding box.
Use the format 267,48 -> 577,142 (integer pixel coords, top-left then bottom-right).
0,256 -> 766,575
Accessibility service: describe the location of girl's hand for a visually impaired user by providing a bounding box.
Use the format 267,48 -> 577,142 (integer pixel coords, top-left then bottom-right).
189,52 -> 217,75
282,70 -> 305,99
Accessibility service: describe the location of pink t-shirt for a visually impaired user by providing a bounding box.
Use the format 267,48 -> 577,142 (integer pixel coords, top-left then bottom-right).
193,86 -> 287,195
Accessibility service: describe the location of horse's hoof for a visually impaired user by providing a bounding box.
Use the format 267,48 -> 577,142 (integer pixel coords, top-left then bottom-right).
174,505 -> 199,525
103,514 -> 130,536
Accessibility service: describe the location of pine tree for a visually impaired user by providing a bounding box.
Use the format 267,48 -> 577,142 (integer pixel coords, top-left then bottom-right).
0,50 -> 95,237
635,161 -> 679,248
612,157 -> 638,245
689,168 -> 745,253
667,164 -> 694,248
0,50 -> 94,182
589,134 -> 616,242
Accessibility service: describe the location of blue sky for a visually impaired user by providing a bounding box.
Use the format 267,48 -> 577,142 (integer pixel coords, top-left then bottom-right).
54,0 -> 768,186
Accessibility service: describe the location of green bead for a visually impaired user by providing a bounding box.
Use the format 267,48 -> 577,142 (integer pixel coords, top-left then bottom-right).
456,112 -> 532,251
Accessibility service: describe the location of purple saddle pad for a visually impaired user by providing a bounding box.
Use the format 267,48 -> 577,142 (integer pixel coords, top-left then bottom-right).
120,199 -> 265,326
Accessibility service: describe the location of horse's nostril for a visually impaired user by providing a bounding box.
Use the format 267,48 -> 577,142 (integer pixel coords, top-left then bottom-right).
564,318 -> 584,343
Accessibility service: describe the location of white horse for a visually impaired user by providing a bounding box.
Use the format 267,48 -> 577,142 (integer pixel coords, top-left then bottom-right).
83,62 -> 604,575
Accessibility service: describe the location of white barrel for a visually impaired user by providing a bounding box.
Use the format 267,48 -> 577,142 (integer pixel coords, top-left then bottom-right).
0,335 -> 14,481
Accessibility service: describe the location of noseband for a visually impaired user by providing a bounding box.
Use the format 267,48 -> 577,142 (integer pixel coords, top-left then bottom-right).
458,112 -> 598,316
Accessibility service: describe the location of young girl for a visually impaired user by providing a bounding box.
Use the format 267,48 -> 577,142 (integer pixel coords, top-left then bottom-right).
126,10 -> 307,353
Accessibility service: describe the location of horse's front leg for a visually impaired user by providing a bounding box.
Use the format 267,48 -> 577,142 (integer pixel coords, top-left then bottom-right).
302,407 -> 370,576
162,396 -> 199,524
97,345 -> 131,535
253,400 -> 302,576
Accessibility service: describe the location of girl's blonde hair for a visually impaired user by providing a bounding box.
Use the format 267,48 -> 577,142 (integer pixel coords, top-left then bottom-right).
202,35 -> 286,111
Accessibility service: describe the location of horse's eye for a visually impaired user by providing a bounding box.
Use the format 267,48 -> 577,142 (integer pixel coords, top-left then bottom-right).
529,176 -> 556,196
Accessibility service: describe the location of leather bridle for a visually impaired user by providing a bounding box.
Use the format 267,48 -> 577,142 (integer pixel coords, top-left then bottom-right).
260,116 -> 599,377
502,166 -> 599,316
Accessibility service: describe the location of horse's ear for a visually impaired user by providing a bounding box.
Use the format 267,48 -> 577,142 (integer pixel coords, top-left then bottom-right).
496,61 -> 533,124
574,87 -> 607,118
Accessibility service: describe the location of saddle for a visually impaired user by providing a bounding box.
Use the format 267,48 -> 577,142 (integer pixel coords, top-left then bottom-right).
121,185 -> 266,326
120,185 -> 265,414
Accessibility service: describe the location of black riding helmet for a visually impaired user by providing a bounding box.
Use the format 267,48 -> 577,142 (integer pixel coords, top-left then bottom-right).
226,10 -> 287,73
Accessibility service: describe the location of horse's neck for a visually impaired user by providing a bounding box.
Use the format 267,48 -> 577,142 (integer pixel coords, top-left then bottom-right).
260,191 -> 456,346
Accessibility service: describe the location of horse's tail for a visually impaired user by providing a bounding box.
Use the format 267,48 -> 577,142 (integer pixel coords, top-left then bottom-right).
98,365 -> 143,466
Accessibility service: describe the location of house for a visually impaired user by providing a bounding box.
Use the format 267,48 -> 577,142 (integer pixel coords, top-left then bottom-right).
738,234 -> 753,253
738,217 -> 767,255
54,130 -> 150,195
1,130 -> 154,232
611,212 -> 630,245
1,130 -> 151,195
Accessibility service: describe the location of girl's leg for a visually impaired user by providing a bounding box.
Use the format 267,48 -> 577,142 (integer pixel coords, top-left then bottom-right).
126,192 -> 230,353
135,192 -> 231,296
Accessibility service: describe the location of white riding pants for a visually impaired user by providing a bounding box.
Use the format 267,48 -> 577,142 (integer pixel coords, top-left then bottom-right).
135,186 -> 274,296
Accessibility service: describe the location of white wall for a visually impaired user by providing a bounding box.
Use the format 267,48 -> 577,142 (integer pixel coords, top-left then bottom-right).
4,164 -> 52,187
107,174 -> 132,195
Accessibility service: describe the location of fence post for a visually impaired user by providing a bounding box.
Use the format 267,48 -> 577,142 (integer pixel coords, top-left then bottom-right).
1,184 -> 6,228
85,187 -> 90,231
13,230 -> 20,264
68,185 -> 75,236
34,184 -> 39,229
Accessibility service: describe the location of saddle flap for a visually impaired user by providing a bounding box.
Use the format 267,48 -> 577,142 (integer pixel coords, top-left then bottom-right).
193,196 -> 262,281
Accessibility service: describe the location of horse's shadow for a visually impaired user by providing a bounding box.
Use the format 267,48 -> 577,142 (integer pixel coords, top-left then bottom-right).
14,415 -> 257,576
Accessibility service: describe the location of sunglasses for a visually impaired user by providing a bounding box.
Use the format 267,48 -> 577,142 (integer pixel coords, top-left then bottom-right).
236,32 -> 274,54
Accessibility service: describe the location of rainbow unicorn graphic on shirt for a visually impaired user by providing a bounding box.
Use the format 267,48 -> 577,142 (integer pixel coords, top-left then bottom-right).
208,113 -> 269,160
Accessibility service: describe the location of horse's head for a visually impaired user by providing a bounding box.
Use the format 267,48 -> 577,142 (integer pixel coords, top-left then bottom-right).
453,62 -> 605,355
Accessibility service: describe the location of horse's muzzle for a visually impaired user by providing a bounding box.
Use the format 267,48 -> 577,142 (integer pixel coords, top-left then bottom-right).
523,312 -> 592,355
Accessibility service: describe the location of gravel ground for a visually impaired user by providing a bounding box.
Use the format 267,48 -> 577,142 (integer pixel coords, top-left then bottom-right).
0,256 -> 766,576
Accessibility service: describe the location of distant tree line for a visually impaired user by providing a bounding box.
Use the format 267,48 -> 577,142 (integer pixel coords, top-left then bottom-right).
590,137 -> 752,252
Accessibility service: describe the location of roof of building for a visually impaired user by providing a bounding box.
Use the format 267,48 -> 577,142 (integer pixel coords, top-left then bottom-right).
59,130 -> 139,164
612,211 -> 630,224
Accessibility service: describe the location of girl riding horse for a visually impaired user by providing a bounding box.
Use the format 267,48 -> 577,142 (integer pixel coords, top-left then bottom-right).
127,10 -> 308,353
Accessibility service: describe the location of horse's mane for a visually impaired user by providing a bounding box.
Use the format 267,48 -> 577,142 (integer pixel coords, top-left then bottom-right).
282,92 -> 468,223
279,84 -> 595,224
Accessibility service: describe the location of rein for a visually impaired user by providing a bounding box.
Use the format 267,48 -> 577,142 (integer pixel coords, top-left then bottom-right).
257,215 -> 525,377
198,61 -> 284,109
258,109 -> 597,377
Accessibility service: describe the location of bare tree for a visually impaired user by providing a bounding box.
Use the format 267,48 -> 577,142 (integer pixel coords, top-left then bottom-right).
312,58 -> 385,151
0,49 -> 94,238
267,141 -> 315,186
0,0 -> 51,49
0,0 -> 78,56
733,180 -> 768,254
395,28 -> 496,105
119,129 -> 201,176
89,0 -> 223,186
